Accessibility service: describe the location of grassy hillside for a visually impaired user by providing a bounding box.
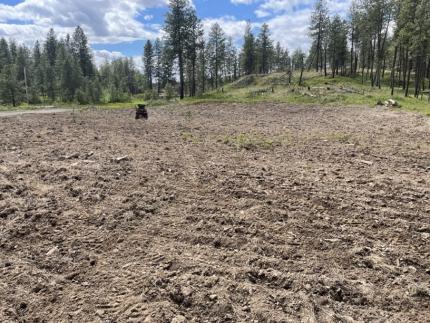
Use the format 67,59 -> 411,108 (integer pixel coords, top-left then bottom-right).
183,72 -> 430,116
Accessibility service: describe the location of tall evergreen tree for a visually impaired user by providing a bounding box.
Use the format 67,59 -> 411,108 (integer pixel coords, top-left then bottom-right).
256,23 -> 273,74
242,22 -> 255,75
309,0 -> 329,72
143,40 -> 154,90
207,23 -> 226,89
154,39 -> 163,94
164,0 -> 196,99
328,15 -> 349,77
71,26 -> 94,78
44,29 -> 58,101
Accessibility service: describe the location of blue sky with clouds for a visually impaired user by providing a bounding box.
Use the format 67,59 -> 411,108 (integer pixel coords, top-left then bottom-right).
0,0 -> 352,67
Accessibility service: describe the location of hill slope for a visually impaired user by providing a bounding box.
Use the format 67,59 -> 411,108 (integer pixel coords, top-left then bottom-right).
183,72 -> 430,116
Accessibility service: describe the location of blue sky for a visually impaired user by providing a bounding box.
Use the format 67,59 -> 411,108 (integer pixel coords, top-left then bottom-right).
0,0 -> 352,67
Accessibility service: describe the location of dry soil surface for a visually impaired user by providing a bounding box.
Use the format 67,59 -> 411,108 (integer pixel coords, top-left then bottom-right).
0,104 -> 429,322
0,108 -> 70,118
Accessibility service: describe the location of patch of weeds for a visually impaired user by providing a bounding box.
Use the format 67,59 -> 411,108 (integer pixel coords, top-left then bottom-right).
222,133 -> 281,150
181,131 -> 201,143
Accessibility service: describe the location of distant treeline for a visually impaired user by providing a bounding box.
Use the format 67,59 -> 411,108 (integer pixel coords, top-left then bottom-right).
0,0 -> 429,106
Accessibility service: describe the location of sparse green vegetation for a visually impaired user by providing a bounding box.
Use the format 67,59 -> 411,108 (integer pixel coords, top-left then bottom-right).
222,132 -> 283,150
181,131 -> 201,143
181,72 -> 430,116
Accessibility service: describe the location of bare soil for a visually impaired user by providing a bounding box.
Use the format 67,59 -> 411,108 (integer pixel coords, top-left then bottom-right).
0,104 -> 429,322
0,108 -> 70,118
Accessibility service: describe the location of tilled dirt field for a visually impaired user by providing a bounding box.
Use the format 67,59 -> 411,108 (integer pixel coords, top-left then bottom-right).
0,104 -> 429,322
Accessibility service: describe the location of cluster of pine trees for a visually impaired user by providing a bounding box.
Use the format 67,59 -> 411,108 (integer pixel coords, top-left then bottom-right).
143,0 -> 291,99
0,27 -> 103,106
308,0 -> 430,98
0,0 -> 291,105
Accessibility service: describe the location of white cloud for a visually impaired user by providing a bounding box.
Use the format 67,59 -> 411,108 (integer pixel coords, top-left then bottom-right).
93,49 -> 124,67
266,9 -> 313,51
231,0 -> 255,4
0,0 -> 166,45
251,0 -> 352,51
202,16 -> 250,45
255,9 -> 271,18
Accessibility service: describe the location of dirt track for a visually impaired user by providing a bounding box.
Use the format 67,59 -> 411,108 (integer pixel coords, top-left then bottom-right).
0,104 -> 429,322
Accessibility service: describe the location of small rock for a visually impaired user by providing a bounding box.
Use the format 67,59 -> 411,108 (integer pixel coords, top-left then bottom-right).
113,156 -> 130,163
46,246 -> 59,256
66,153 -> 79,160
171,315 -> 186,323
209,294 -> 218,301
96,309 -> 104,317
181,286 -> 193,297
355,159 -> 373,166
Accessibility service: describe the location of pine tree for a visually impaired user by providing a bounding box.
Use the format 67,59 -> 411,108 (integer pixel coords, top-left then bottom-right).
309,0 -> 329,72
328,16 -> 349,77
0,64 -> 21,106
164,0 -> 196,99
207,23 -> 226,89
143,40 -> 154,90
185,11 -> 203,97
56,41 -> 82,102
256,23 -> 273,74
0,38 -> 11,71
154,39 -> 163,94
44,29 -> 58,101
32,41 -> 45,97
71,26 -> 94,78
242,22 -> 255,75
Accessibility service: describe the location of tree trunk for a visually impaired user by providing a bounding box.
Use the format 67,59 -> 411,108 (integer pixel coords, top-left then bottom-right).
382,58 -> 386,79
391,45 -> 398,96
316,31 -> 321,72
178,53 -> 185,99
427,57 -> 430,79
370,39 -> 376,87
403,48 -> 409,90
191,57 -> 196,97
350,30 -> 354,76
11,89 -> 16,107
299,66 -> 304,85
324,48 -> 327,77
405,59 -> 412,97
414,56 -> 422,98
